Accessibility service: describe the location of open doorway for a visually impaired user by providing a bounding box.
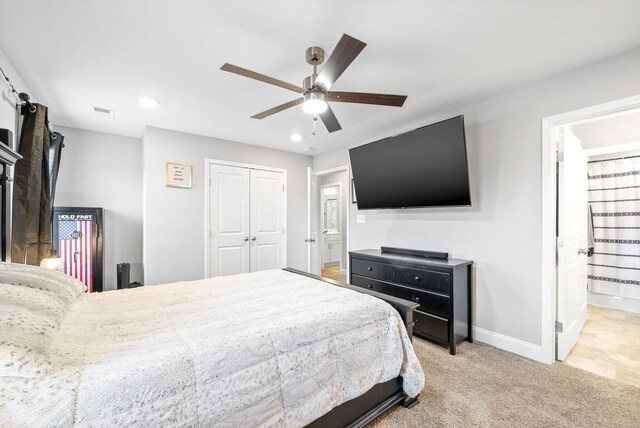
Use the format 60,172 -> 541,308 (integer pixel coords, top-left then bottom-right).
306,166 -> 349,282
554,107 -> 640,387
319,175 -> 347,283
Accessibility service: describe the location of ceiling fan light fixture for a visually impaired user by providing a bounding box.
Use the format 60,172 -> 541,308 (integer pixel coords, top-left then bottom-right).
221,34 -> 404,134
302,92 -> 328,114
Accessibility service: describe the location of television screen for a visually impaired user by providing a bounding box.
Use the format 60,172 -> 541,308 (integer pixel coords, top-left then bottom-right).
349,115 -> 470,209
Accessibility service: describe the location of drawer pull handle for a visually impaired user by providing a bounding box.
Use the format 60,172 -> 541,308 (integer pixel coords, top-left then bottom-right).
367,267 -> 373,271
367,284 -> 373,289
414,276 -> 421,282
414,297 -> 420,303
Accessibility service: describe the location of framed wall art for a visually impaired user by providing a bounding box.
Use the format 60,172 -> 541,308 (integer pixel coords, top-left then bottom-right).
165,162 -> 192,188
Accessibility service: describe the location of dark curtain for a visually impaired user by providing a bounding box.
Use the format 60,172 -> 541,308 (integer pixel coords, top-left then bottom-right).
12,103 -> 52,265
48,131 -> 64,211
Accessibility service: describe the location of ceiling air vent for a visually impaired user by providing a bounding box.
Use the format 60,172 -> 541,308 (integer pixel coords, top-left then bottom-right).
93,106 -> 115,118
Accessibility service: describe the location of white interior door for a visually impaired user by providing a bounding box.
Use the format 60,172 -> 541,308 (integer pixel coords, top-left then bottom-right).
557,128 -> 589,361
306,167 -> 321,275
208,164 -> 250,277
249,169 -> 284,271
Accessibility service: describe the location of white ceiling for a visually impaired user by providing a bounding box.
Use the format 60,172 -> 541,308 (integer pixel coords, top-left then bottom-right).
573,109 -> 640,149
1,1 -> 640,154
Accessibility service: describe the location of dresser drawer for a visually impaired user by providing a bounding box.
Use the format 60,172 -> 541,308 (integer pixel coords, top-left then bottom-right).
351,274 -> 394,295
393,266 -> 451,295
393,284 -> 450,318
414,311 -> 449,342
351,258 -> 394,282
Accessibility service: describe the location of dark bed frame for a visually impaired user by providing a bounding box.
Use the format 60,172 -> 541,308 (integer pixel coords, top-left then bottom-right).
283,268 -> 420,428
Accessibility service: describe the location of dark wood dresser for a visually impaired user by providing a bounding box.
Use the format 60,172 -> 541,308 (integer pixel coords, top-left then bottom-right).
349,248 -> 473,355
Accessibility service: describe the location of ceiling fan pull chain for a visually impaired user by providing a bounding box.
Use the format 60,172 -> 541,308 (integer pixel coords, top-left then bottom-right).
312,114 -> 318,135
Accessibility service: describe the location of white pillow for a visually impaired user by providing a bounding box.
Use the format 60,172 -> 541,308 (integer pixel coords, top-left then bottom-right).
0,262 -> 86,305
0,289 -> 64,377
0,263 -> 85,378
0,283 -> 68,319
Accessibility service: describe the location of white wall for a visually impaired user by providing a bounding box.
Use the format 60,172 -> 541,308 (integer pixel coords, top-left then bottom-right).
143,126 -> 312,285
313,48 -> 640,355
54,126 -> 143,290
319,170 -> 348,270
0,46 -> 30,149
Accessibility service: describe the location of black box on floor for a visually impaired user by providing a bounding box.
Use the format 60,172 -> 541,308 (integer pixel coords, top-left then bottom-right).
117,263 -> 130,290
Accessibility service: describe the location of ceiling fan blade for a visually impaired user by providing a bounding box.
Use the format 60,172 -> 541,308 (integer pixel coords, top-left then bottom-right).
319,105 -> 342,133
328,91 -> 407,107
314,34 -> 366,91
221,63 -> 304,94
251,98 -> 303,119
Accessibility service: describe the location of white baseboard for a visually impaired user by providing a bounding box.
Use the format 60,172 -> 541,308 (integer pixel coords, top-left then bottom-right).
473,326 -> 543,363
588,292 -> 640,314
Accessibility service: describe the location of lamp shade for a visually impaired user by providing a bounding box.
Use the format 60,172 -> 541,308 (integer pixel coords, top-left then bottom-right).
40,257 -> 63,271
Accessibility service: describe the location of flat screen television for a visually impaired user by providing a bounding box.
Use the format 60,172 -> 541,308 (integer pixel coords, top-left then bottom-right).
349,115 -> 470,209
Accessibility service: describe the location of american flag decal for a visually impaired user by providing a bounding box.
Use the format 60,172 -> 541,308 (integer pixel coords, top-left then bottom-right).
58,219 -> 93,292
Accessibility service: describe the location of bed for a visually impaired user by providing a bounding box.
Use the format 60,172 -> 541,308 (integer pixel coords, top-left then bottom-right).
0,262 -> 424,427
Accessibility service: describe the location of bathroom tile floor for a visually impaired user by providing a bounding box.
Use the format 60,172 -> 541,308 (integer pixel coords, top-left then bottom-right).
564,304 -> 640,388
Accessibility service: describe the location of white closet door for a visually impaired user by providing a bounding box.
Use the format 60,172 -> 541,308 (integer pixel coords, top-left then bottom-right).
208,164 -> 250,277
250,169 -> 284,271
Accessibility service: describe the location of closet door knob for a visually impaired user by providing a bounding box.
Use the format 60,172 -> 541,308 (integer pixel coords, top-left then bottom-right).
367,267 -> 373,271
367,284 -> 373,289
414,297 -> 420,303
251,236 -> 257,241
414,276 -> 421,282
244,237 -> 249,241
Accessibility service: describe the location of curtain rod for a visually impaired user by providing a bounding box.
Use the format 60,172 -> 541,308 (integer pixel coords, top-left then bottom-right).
0,65 -> 57,136
0,65 -> 36,112
588,154 -> 640,163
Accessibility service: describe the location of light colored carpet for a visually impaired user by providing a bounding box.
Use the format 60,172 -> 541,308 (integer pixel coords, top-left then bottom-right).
371,338 -> 640,427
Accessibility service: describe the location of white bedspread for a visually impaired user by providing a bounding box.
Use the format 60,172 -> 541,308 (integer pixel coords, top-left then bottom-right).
1,269 -> 424,427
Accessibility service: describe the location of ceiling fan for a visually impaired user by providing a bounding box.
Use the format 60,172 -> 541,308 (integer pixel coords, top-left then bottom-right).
220,33 -> 407,133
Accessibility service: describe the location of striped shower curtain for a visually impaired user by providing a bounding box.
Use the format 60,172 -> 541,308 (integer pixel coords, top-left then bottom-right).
588,157 -> 640,300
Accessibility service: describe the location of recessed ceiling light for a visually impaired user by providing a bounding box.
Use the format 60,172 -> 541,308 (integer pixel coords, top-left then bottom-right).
303,147 -> 313,152
139,96 -> 159,108
290,133 -> 302,142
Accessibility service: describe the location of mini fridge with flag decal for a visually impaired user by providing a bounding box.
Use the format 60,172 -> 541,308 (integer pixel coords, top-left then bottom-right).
53,207 -> 104,293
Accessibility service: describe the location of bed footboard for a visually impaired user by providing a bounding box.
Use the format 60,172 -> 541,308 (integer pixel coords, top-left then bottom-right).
283,268 -> 419,339
284,268 -> 421,427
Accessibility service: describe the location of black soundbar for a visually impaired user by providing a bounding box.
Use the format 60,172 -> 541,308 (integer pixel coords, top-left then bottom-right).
380,246 -> 449,260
